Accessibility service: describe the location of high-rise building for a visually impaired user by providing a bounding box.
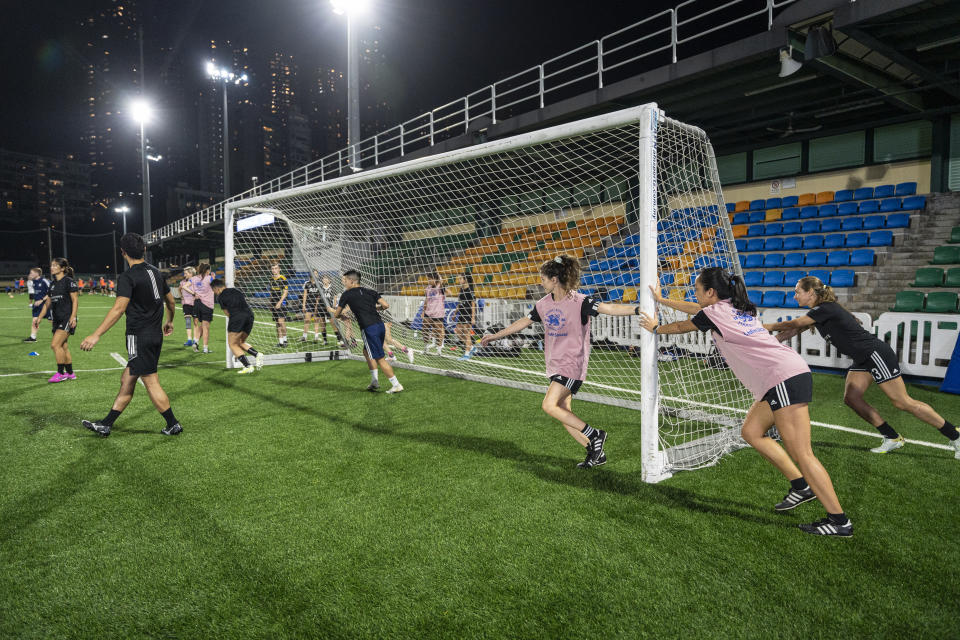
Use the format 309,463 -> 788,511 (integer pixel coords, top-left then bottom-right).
359,24 -> 393,140
310,67 -> 346,158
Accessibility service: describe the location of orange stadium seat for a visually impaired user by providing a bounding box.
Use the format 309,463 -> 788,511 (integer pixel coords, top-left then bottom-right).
735,201 -> 749,212
816,191 -> 835,204
765,208 -> 782,221
797,193 -> 816,206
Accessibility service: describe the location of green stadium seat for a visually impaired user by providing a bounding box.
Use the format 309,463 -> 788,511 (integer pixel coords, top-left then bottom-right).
945,268 -> 960,288
889,290 -> 925,312
912,268 -> 944,287
930,245 -> 960,265
925,292 -> 959,313
950,227 -> 960,244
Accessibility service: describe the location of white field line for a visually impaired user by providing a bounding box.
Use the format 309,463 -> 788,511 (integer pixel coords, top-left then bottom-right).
0,360 -> 222,378
110,352 -> 144,386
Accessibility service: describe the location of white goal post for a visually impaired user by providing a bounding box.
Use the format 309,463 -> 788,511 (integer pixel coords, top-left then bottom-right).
224,104 -> 753,482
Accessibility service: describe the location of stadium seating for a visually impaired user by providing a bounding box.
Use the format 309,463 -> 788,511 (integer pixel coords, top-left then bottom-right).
735,201 -> 749,212
945,268 -> 960,288
841,217 -> 862,231
818,204 -> 838,217
930,246 -> 960,264
783,221 -> 802,235
747,224 -> 765,237
849,249 -> 875,266
879,198 -> 901,213
744,272 -> 763,287
862,215 -> 884,230
746,238 -> 764,252
858,200 -> 880,213
726,202 -> 736,214
801,220 -> 820,234
781,207 -> 800,220
885,213 -> 910,228
925,292 -> 959,313
845,232 -> 868,248
735,239 -> 747,252
912,268 -> 944,287
781,195 -> 799,207
868,230 -> 893,247
834,189 -> 853,202
748,210 -> 765,223
762,291 -> 785,307
808,269 -> 831,283
799,206 -> 818,219
749,199 -> 766,211
803,235 -> 824,249
784,253 -> 804,267
764,237 -> 783,251
765,197 -> 782,209
838,202 -> 859,216
733,212 -> 749,225
895,181 -> 917,196
950,227 -> 960,243
874,184 -> 895,198
783,270 -> 805,287
783,291 -> 799,308
827,251 -> 850,266
890,291 -> 924,311
820,218 -> 841,232
902,195 -> 926,210
763,253 -> 784,268
797,193 -> 816,206
824,234 -> 844,249
816,191 -> 834,204
763,270 -> 784,286
830,270 -> 855,287
765,222 -> 783,235
783,236 -> 803,250
853,187 -> 873,200
744,254 -> 764,268
747,290 -> 762,306
805,252 -> 827,267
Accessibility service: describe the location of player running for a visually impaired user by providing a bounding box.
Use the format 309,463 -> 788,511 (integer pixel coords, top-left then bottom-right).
211,279 -> 263,374
765,275 -> 960,459
32,258 -> 79,383
637,267 -> 852,537
480,255 -> 639,470
80,233 -> 182,437
24,267 -> 50,343
270,263 -> 289,348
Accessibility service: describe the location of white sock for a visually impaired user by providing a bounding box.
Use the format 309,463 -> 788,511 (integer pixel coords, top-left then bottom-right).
389,376 -> 399,386
371,370 -> 379,382
314,332 -> 320,339
302,332 -> 308,338
30,331 -> 37,339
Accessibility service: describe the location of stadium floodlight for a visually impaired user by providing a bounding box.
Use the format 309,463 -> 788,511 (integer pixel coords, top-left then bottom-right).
113,205 -> 130,235
330,0 -> 370,15
223,103 -> 755,483
778,46 -> 803,77
129,99 -> 153,124
206,61 -> 249,199
330,0 -> 367,171
129,99 -> 153,235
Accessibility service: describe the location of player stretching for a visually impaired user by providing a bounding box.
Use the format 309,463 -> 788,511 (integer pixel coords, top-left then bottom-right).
80,233 -> 182,437
33,258 -> 79,382
211,279 -> 263,374
24,267 -> 50,342
179,267 -> 197,347
270,263 -> 289,348
637,267 -> 851,537
766,276 -> 960,459
481,255 -> 638,469
330,270 -> 403,393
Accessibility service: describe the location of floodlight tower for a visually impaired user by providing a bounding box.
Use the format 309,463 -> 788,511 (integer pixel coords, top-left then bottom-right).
206,62 -> 249,199
330,0 -> 370,171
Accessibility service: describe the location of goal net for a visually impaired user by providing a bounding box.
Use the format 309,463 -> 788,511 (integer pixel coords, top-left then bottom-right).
224,104 -> 753,482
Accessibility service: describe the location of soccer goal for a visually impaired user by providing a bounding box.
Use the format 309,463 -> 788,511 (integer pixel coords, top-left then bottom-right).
224,104 -> 753,482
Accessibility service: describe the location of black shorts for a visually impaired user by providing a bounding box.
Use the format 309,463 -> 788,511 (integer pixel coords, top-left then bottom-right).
271,305 -> 287,321
52,318 -> 76,336
182,303 -> 194,317
761,372 -> 813,412
848,343 -> 902,384
126,333 -> 162,376
194,302 -> 213,323
456,307 -> 474,326
228,312 -> 254,335
549,374 -> 583,394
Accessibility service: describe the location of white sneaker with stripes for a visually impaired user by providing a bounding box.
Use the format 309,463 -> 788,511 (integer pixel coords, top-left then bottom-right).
774,486 -> 816,511
870,436 -> 905,454
799,517 -> 853,537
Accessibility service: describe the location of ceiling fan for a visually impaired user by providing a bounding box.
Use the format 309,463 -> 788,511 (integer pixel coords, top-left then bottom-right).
766,112 -> 823,138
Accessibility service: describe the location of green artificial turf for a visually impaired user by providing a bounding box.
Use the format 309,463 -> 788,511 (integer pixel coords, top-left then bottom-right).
1,293 -> 958,639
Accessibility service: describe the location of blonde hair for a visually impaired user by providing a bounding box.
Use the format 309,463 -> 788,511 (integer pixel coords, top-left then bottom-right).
797,276 -> 837,304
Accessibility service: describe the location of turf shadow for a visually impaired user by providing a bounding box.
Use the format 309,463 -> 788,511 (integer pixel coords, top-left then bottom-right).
812,439 -> 948,460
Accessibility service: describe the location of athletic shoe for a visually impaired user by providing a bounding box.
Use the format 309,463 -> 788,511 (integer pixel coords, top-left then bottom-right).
47,373 -> 66,383
22,336 -> 37,342
237,366 -> 255,374
870,436 -> 905,454
366,381 -> 380,392
952,438 -> 960,460
774,486 -> 816,511
298,336 -> 307,342
387,352 -> 397,362
386,384 -> 404,394
183,340 -> 193,346
192,344 -> 200,353
577,450 -> 607,469
338,340 -> 347,348
407,348 -> 414,364
62,373 -> 77,381
202,348 -> 210,354
577,429 -> 608,468
798,517 -> 853,538
161,423 -> 183,436
82,419 -> 111,437
255,353 -> 264,370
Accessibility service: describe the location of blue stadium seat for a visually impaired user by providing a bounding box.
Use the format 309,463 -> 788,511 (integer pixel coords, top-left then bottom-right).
748,210 -> 766,223
606,289 -> 624,301
803,235 -> 824,249
830,270 -> 855,287
820,218 -> 841,232
725,202 -> 736,213
801,220 -> 820,234
841,217 -> 863,231
747,224 -> 765,237
783,236 -> 803,251
763,270 -> 784,286
579,288 -> 597,297
885,213 -> 910,228
837,202 -> 859,216
694,256 -> 716,270
849,249 -> 875,266
805,252 -> 827,267
858,200 -> 880,214
818,204 -> 838,218
862,215 -> 884,230
658,220 -> 675,231
765,237 -> 784,251
606,247 -> 628,258
601,273 -> 620,286
895,181 -> 917,197
744,272 -> 763,287
799,206 -> 819,219
869,230 -> 894,246
782,221 -> 802,235
765,197 -> 782,209
745,254 -> 764,268
853,187 -> 874,200
750,199 -> 766,211
657,273 -> 673,287
746,238 -> 765,252
747,290 -> 763,306
624,246 -> 642,257
764,222 -> 783,235
661,244 -> 682,256
879,198 -> 901,213
620,273 -> 644,286
783,270 -> 806,287
845,232 -> 868,248
735,239 -> 747,252
808,269 -> 830,284
874,184 -> 895,198
827,250 -> 850,266
589,260 -> 603,271
783,291 -> 799,308
624,233 -> 644,245
781,207 -> 800,220
781,195 -> 799,207
581,274 -> 596,286
738,254 -> 746,268
732,212 -> 750,225
901,195 -> 926,211
761,291 -> 785,307
784,253 -> 805,268
823,234 -> 845,249
834,190 -> 854,202
764,253 -> 784,268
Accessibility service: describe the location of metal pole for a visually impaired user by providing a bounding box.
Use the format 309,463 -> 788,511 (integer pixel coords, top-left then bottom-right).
347,14 -> 360,170
112,231 -> 118,276
140,119 -> 151,235
47,226 -> 52,266
123,211 -> 127,235
61,197 -> 67,259
222,78 -> 230,199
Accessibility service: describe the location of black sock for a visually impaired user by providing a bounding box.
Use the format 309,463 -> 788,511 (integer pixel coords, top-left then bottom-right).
876,422 -> 900,439
580,424 -> 595,438
939,420 -> 960,441
239,355 -> 250,367
790,477 -> 808,491
160,408 -> 178,428
102,409 -> 122,427
828,512 -> 848,524
57,363 -> 65,374
246,347 -> 259,356
64,363 -> 73,374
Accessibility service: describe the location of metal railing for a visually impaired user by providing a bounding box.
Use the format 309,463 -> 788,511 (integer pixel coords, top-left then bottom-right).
147,0 -> 803,245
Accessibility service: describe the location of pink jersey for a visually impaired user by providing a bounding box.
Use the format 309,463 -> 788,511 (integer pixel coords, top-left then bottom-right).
179,278 -> 195,304
698,300 -> 810,400
194,274 -> 215,308
424,284 -> 445,318
532,291 -> 596,381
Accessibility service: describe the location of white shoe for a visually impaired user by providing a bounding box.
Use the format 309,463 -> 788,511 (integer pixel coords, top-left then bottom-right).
255,353 -> 264,370
237,365 -> 255,375
386,384 -> 404,394
202,348 -> 210,354
870,436 -> 905,454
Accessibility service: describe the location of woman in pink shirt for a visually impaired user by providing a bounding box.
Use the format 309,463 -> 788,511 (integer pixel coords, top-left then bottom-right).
422,270 -> 446,354
192,263 -> 215,353
179,267 -> 197,347
480,255 -> 639,469
637,267 -> 851,537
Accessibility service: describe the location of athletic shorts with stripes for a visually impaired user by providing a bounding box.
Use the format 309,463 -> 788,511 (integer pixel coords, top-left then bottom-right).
847,342 -> 902,384
126,333 -> 163,376
549,374 -> 583,395
760,372 -> 813,412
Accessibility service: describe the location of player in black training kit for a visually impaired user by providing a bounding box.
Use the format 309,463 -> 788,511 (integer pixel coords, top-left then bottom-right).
211,279 -> 263,374
767,276 -> 960,459
80,233 -> 183,437
300,270 -> 323,343
33,258 -> 79,382
270,263 -> 289,347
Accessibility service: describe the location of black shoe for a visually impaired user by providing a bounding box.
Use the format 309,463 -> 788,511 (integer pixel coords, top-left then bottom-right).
276,342 -> 284,348
798,517 -> 853,537
366,382 -> 380,392
577,430 -> 607,468
23,336 -> 37,342
775,486 -> 816,511
161,423 -> 183,436
82,419 -> 111,437
298,336 -> 307,342
577,450 -> 607,469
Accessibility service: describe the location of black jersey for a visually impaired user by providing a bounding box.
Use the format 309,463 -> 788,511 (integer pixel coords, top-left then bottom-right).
806,301 -> 880,362
337,286 -> 383,330
303,282 -> 321,306
217,287 -> 251,316
48,276 -> 78,322
270,275 -> 288,302
320,284 -> 336,308
117,262 -> 170,336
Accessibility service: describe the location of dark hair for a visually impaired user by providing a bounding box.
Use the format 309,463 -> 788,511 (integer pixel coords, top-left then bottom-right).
696,267 -> 757,316
540,255 -> 580,291
796,276 -> 837,304
428,269 -> 440,281
119,233 -> 146,259
343,269 -> 361,283
52,257 -> 74,279
197,263 -> 210,277
460,272 -> 474,289
210,278 -> 226,289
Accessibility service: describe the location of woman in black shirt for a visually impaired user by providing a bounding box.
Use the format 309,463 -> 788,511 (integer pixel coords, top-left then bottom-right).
32,258 -> 79,383
211,279 -> 262,374
766,276 -> 959,458
454,272 -> 478,359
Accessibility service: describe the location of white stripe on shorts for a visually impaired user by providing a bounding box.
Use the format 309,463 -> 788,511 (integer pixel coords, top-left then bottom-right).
127,335 -> 137,360
871,351 -> 893,380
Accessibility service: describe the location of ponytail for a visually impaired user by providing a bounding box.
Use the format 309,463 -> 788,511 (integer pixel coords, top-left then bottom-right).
540,255 -> 581,291
797,276 -> 837,304
53,257 -> 74,279
697,267 -> 757,316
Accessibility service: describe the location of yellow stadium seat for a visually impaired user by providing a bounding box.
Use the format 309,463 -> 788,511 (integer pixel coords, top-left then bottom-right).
668,288 -> 686,301
674,271 -> 691,287
797,193 -> 816,206
732,225 -> 748,238
735,201 -> 749,212
765,208 -> 782,221
622,288 -> 638,302
816,191 -> 834,204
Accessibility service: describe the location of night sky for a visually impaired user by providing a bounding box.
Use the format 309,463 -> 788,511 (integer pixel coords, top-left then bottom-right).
1,0 -> 675,156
